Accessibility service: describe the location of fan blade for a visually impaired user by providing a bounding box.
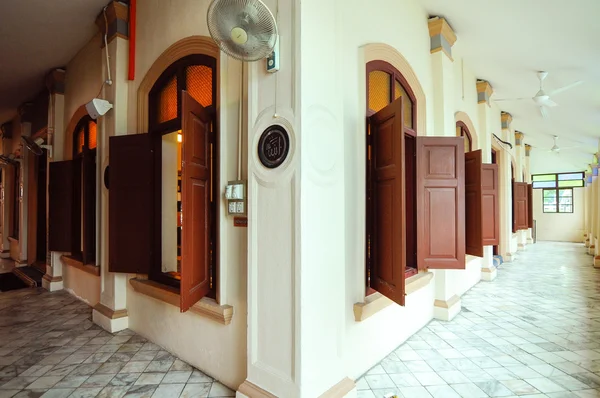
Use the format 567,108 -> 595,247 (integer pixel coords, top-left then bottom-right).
548,80 -> 583,96
494,97 -> 529,102
539,106 -> 548,118
539,97 -> 558,107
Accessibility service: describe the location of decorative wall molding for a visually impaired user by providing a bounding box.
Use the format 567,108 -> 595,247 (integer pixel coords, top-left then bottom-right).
455,111 -> 479,150
137,36 -> 220,134
501,112 -> 513,130
514,131 -> 524,146
428,17 -> 457,60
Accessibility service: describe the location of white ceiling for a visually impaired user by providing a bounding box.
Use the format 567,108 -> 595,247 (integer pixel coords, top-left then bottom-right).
0,0 -> 108,125
420,0 -> 600,173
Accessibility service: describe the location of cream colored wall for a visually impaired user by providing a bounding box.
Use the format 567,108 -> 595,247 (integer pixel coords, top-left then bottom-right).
63,265 -> 100,306
124,0 -> 248,390
533,188 -> 585,242
63,34 -> 102,145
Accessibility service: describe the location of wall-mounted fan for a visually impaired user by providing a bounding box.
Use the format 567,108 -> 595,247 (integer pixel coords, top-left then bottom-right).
495,71 -> 583,118
21,136 -> 53,158
207,0 -> 278,62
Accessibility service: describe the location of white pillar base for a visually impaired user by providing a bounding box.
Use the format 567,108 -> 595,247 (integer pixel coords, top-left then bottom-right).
433,295 -> 461,321
237,378 -> 356,398
92,304 -> 129,333
594,256 -> 600,269
504,253 -> 514,262
526,238 -> 533,244
588,246 -> 595,255
481,267 -> 497,282
585,239 -> 590,248
42,275 -> 63,291
517,243 -> 527,251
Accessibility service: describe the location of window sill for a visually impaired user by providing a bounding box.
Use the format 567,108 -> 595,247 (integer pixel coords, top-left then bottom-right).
129,278 -> 233,325
354,272 -> 433,322
61,255 -> 100,276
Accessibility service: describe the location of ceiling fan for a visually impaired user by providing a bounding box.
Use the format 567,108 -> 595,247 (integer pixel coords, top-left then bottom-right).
495,71 -> 583,118
546,135 -> 581,153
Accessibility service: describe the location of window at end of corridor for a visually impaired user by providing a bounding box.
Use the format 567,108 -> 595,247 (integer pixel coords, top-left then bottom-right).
543,188 -> 573,213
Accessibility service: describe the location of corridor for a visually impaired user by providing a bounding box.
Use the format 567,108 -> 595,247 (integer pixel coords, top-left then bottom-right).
357,242 -> 600,398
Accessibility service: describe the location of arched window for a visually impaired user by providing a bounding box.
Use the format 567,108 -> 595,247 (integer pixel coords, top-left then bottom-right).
367,61 -> 416,131
108,53 -> 218,311
456,121 -> 472,153
73,116 -> 97,157
365,61 -> 418,304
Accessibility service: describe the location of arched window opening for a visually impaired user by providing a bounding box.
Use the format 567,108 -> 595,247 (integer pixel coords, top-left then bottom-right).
456,121 -> 472,153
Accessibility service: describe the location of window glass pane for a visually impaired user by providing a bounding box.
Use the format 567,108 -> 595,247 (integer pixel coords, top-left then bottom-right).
558,180 -> 583,188
544,204 -> 557,212
158,74 -> 178,124
394,80 -> 413,128
533,181 -> 556,189
533,174 -> 556,181
558,188 -> 572,197
186,65 -> 213,107
559,205 -> 573,213
77,127 -> 84,154
558,172 -> 584,180
368,71 -> 391,113
88,121 -> 97,150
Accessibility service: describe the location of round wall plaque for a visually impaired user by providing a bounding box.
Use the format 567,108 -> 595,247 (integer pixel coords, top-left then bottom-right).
258,125 -> 290,169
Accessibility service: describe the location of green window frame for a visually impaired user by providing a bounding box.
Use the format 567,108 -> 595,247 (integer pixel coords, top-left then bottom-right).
543,188 -> 573,213
532,172 -> 584,189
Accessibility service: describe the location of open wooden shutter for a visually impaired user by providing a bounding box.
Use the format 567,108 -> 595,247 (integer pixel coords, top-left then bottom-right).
109,134 -> 154,274
513,182 -> 528,231
482,164 -> 499,246
368,98 -> 405,305
49,160 -> 74,252
527,184 -> 533,228
465,150 -> 483,257
417,137 -> 465,269
83,153 -> 96,265
512,179 -> 516,233
180,91 -> 213,312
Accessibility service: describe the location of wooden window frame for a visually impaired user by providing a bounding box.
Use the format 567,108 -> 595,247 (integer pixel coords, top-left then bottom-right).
365,61 -> 418,296
70,116 -> 97,266
148,54 -> 218,298
542,187 -> 574,214
456,121 -> 472,153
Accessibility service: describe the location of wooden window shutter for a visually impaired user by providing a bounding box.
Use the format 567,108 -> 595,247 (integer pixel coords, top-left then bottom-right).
465,150 -> 483,257
368,98 -> 405,305
512,179 -> 517,233
72,158 -> 82,255
416,137 -> 465,270
109,134 -> 154,274
527,184 -> 533,228
513,182 -> 529,231
481,163 -> 500,246
83,153 -> 96,265
48,160 -> 74,252
180,91 -> 213,312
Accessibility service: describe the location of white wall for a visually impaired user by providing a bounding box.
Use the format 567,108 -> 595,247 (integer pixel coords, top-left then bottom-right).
533,188 -> 585,242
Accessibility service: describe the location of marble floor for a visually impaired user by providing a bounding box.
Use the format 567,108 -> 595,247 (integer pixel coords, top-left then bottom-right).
357,242 -> 600,398
0,289 -> 236,398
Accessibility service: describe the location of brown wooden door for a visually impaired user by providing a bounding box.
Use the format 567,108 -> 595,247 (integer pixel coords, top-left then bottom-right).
417,137 -> 465,270
513,182 -> 528,231
527,184 -> 533,228
48,160 -> 74,252
465,150 -> 483,257
482,163 -> 499,246
180,91 -> 213,312
368,98 -> 405,305
109,134 -> 154,274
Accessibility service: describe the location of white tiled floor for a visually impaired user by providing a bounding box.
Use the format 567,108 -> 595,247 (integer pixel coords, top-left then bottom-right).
357,242 -> 600,398
1,242 -> 599,397
0,290 -> 235,397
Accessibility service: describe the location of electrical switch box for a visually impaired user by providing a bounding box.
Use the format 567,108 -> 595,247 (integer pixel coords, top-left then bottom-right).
225,180 -> 247,216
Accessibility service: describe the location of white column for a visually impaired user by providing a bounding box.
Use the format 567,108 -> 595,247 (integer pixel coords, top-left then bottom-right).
525,145 -> 534,244
477,82 -> 496,281
585,172 -> 591,247
17,121 -> 31,266
499,114 -> 516,262
590,171 -> 598,255
92,35 -> 130,333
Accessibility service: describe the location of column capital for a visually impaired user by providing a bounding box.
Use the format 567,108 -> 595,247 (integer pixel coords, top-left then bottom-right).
428,17 -> 457,60
46,69 -> 66,95
476,80 -> 494,106
501,112 -> 512,130
96,1 -> 129,46
525,144 -> 532,156
514,131 -> 524,145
